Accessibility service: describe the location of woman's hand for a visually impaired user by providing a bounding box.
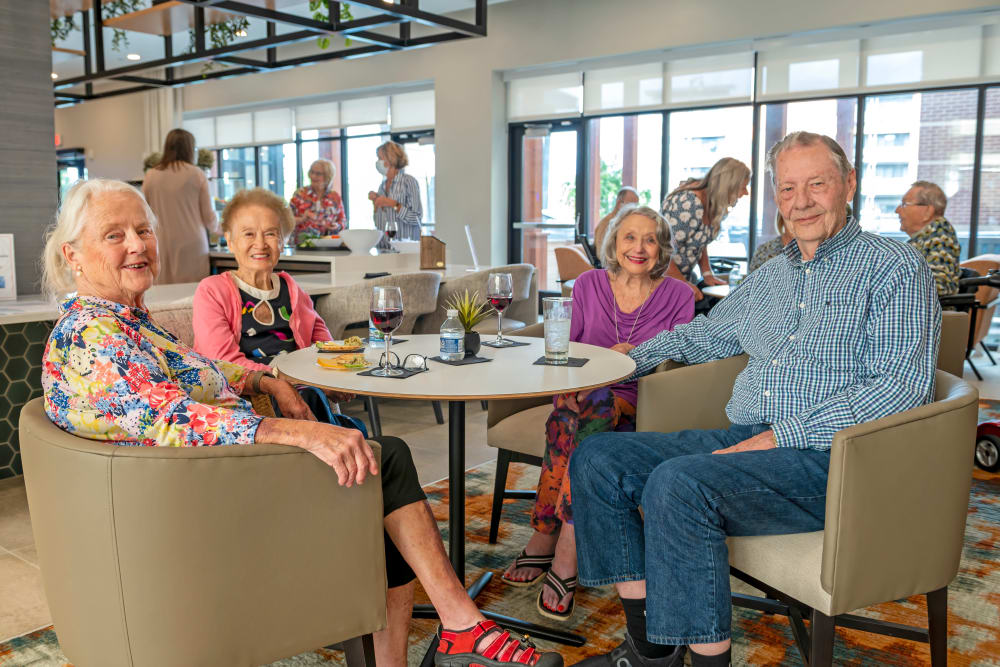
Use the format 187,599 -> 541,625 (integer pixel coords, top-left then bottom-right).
260,376 -> 316,422
610,342 -> 635,354
324,389 -> 356,404
703,273 -> 727,286
368,191 -> 378,201
373,196 -> 396,209
689,283 -> 704,301
256,419 -> 378,487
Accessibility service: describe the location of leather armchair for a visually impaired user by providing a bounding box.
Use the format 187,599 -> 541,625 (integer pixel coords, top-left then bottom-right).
635,360 -> 978,665
19,398 -> 386,667
414,264 -> 538,335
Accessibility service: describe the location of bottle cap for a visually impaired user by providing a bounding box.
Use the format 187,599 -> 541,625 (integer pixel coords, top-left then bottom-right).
446,309 -> 458,317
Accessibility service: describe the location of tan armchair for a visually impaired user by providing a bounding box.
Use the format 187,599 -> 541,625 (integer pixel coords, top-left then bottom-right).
960,255 -> 1000,377
636,360 -> 977,665
19,398 -> 386,667
415,264 -> 538,335
554,246 -> 592,283
939,310 -> 970,378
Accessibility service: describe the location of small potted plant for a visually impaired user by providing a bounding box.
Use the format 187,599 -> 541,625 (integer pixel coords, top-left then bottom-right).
443,290 -> 493,357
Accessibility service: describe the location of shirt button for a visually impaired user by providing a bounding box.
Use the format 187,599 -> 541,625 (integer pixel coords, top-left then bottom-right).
772,359 -> 779,365
764,390 -> 771,397
799,302 -> 805,308
789,334 -> 796,341
805,268 -> 811,274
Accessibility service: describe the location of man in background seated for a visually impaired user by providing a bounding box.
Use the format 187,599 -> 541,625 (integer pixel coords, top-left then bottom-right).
897,180 -> 961,297
569,132 -> 940,667
594,186 -> 640,252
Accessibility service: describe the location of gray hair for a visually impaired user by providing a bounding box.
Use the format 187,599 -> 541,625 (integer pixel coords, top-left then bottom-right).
615,186 -> 639,205
910,180 -> 947,217
42,179 -> 157,298
600,204 -> 672,279
766,131 -> 853,185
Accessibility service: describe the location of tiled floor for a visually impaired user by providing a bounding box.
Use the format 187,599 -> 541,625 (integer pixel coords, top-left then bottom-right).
4,353 -> 1000,645
0,396 -> 496,643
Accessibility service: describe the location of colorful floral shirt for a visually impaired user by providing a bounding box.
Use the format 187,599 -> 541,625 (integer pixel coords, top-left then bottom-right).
43,296 -> 262,447
661,190 -> 719,282
907,216 -> 961,297
748,236 -> 786,274
289,185 -> 346,243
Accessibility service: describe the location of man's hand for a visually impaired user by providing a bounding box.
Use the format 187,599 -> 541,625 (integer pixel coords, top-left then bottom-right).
261,376 -> 316,422
713,429 -> 777,454
324,389 -> 356,404
301,423 -> 379,487
610,342 -> 635,354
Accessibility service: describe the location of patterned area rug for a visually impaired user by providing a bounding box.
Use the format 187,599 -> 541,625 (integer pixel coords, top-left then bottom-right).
3,403 -> 1000,666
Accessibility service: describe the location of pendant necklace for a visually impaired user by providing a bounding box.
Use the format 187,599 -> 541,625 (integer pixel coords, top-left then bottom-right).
614,279 -> 655,345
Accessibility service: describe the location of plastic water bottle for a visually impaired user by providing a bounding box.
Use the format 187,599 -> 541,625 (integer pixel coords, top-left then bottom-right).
439,309 -> 464,361
368,317 -> 384,343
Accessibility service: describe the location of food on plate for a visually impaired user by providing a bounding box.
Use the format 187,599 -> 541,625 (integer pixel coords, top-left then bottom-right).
316,337 -> 365,352
316,353 -> 369,370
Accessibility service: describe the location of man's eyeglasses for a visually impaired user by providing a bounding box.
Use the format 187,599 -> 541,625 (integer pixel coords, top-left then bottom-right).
378,352 -> 429,371
899,200 -> 927,208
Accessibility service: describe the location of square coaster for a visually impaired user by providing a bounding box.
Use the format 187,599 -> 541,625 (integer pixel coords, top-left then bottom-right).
356,367 -> 427,379
429,355 -> 492,366
481,339 -> 531,349
532,356 -> 589,367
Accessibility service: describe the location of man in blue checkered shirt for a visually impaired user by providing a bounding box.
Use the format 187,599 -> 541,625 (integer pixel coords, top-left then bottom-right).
570,132 -> 940,667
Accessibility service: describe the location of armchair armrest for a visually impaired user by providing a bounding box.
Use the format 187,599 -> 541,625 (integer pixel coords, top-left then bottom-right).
636,355 -> 748,433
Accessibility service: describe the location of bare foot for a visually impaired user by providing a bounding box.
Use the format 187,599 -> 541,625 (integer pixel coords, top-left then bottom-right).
540,525 -> 577,613
502,531 -> 558,583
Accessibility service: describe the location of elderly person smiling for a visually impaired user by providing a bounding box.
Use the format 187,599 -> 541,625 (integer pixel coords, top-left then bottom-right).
289,158 -> 346,245
40,179 -> 562,667
501,204 -> 694,622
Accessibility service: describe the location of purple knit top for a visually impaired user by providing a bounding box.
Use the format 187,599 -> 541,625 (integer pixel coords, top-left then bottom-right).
569,269 -> 695,405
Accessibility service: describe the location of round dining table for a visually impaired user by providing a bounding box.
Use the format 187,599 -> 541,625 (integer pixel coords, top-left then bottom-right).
274,333 -> 635,644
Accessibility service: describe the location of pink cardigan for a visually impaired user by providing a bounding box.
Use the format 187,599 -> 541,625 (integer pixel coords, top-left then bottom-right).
193,272 -> 332,372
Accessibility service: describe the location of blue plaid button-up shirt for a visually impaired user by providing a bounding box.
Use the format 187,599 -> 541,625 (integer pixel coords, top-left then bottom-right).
629,218 -> 941,450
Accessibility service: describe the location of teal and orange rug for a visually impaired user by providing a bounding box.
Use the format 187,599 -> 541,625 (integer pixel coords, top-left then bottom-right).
3,403 -> 999,666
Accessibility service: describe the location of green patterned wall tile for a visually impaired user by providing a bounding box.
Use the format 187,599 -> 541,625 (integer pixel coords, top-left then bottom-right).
0,320 -> 54,480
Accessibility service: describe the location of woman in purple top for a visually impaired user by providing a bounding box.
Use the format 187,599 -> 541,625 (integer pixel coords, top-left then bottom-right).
502,205 -> 695,621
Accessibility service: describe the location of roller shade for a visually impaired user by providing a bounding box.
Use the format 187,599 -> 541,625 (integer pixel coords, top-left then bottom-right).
183,117 -> 215,149
296,101 -> 340,132
583,62 -> 664,113
215,112 -> 253,147
253,108 -> 293,143
665,52 -> 754,106
758,40 -> 860,100
507,72 -> 582,121
340,96 -> 389,126
391,89 -> 435,130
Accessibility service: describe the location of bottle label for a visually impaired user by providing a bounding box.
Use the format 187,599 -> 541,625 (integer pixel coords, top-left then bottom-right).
440,335 -> 463,354
369,324 -> 384,341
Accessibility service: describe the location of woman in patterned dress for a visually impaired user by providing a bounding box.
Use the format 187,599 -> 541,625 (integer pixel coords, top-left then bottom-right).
660,157 -> 751,310
40,179 -> 562,667
288,158 -> 346,245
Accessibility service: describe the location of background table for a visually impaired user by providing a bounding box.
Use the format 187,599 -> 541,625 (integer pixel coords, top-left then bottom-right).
275,334 -> 635,644
702,284 -> 731,299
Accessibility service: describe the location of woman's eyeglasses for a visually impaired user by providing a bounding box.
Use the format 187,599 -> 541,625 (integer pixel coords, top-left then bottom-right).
378,352 -> 429,371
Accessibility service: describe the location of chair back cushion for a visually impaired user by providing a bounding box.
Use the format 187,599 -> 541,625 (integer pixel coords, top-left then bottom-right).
20,398 -> 387,667
819,371 -> 978,615
938,310 -> 969,377
314,271 -> 442,338
961,256 -> 1000,345
415,264 -> 537,334
148,303 -> 195,348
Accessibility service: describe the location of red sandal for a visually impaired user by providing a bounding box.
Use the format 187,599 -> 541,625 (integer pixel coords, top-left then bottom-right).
436,619 -> 563,667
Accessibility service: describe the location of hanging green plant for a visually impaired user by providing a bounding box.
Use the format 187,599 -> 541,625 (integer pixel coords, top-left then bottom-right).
308,0 -> 355,49
103,0 -> 148,53
51,16 -> 79,46
186,15 -> 251,74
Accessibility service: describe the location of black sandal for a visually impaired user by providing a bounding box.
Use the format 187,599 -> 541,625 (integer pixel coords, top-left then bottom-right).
535,569 -> 576,621
500,549 -> 555,587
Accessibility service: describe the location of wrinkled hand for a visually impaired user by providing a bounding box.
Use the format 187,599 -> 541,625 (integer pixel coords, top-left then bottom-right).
564,389 -> 593,413
368,191 -> 378,201
713,429 -> 777,455
324,389 -> 356,404
703,274 -> 727,287
261,376 -> 316,422
303,423 -> 379,487
610,342 -> 635,354
373,196 -> 396,208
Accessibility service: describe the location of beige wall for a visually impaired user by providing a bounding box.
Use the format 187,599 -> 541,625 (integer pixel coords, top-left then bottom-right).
54,0 -> 1000,265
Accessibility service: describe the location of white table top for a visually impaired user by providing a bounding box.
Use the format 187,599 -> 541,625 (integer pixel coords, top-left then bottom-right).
702,284 -> 731,299
275,334 -> 636,401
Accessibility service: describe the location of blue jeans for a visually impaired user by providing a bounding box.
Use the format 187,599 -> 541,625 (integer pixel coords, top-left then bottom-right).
569,424 -> 830,645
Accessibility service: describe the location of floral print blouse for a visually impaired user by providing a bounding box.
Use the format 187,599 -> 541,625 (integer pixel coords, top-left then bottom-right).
907,216 -> 962,297
661,189 -> 718,282
289,185 -> 346,243
43,296 -> 262,447
748,236 -> 786,274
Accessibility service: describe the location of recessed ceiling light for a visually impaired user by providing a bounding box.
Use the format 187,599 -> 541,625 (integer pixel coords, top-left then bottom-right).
235,29 -> 247,37
51,72 -> 59,79
126,53 -> 141,61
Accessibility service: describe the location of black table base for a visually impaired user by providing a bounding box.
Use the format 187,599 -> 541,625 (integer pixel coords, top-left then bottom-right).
412,400 -> 584,666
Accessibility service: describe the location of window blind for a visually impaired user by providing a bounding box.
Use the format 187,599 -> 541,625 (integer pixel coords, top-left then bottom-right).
390,89 -> 435,130
583,62 -> 664,113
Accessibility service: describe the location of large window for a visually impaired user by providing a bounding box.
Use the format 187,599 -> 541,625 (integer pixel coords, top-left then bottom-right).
345,124 -> 390,231
670,106 -> 753,258
260,143 -> 297,202
859,89 -> 976,255
217,147 -> 256,202
585,113 -> 662,232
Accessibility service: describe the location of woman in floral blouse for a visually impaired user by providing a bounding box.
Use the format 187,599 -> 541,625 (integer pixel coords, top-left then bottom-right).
40,179 -> 563,667
288,158 -> 346,244
660,157 -> 750,310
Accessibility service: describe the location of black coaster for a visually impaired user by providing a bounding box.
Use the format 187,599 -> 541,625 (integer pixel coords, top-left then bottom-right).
429,355 -> 492,366
481,339 -> 531,349
356,367 -> 427,379
362,337 -> 408,346
533,356 -> 589,367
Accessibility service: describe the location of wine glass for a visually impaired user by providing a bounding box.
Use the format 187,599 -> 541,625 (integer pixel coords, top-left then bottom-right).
369,286 -> 404,376
487,272 -> 514,347
385,219 -> 399,253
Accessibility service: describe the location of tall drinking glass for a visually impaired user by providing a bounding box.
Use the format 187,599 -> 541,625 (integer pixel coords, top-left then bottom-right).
385,219 -> 399,253
369,286 -> 404,376
543,297 -> 572,364
487,272 -> 514,347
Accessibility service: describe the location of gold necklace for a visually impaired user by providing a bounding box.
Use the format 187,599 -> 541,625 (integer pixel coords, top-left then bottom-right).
613,278 -> 655,345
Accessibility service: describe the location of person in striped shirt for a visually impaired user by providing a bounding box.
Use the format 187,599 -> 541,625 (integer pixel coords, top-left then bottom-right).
569,132 -> 940,667
369,140 -> 422,247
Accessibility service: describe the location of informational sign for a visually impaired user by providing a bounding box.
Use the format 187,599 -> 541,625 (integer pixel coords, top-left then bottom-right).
0,235 -> 17,301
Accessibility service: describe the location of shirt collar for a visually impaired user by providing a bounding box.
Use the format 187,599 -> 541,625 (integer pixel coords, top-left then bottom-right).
909,216 -> 947,242
782,216 -> 861,266
61,295 -> 149,321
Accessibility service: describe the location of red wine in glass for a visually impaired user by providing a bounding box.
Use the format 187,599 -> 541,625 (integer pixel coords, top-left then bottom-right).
370,308 -> 403,333
489,295 -> 512,312
386,229 -> 398,239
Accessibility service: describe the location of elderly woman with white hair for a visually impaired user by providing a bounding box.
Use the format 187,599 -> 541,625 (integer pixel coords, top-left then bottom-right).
40,179 -> 563,667
289,158 -> 346,244
661,157 -> 751,308
501,204 -> 694,622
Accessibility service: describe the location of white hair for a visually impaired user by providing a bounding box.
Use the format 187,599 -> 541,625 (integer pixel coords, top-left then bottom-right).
42,179 -> 157,298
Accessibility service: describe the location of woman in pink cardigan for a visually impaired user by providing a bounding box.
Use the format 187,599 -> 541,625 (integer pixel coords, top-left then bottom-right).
193,188 -> 351,415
